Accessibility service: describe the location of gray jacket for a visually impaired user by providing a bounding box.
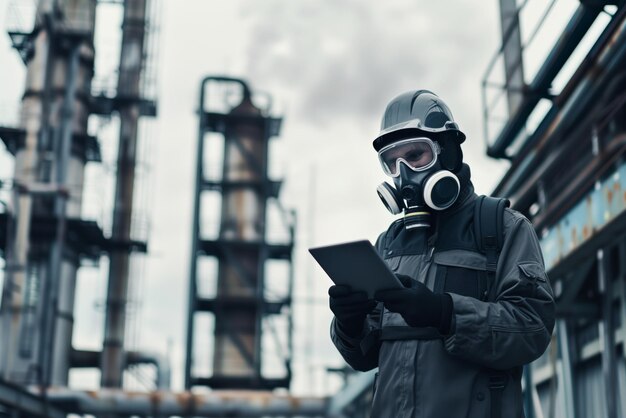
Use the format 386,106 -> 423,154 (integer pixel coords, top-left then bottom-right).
331,190 -> 555,418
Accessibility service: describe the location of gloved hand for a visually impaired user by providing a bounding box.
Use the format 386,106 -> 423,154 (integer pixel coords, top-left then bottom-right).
375,274 -> 453,334
329,285 -> 377,338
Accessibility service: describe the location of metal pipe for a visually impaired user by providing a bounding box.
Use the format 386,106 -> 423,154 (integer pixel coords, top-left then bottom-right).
495,19 -> 626,217
42,41 -> 80,387
37,388 -> 328,416
101,0 -> 148,388
487,4 -> 603,158
494,8 -> 626,196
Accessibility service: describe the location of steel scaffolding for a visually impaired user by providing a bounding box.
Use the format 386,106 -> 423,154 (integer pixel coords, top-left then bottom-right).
185,77 -> 295,391
0,0 -> 163,415
483,1 -> 626,417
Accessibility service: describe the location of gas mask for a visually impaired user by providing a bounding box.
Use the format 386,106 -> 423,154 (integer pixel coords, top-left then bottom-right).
376,137 -> 460,229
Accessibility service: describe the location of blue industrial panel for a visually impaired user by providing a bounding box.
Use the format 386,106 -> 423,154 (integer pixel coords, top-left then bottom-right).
541,163 -> 626,271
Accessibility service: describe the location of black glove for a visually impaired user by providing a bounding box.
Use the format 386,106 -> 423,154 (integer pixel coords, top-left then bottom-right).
375,274 -> 453,334
329,285 -> 377,338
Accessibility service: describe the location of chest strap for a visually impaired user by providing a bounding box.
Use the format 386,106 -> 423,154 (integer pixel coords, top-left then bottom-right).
359,326 -> 441,355
379,326 -> 442,341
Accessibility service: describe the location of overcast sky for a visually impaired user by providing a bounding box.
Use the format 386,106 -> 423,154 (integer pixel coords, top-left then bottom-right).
0,0 -> 515,396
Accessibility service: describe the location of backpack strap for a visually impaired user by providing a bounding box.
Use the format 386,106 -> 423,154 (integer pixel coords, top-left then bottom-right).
473,195 -> 510,418
473,195 -> 510,301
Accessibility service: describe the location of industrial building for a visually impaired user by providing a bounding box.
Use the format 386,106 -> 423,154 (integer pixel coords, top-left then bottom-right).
0,0 -> 625,417
483,1 -> 626,417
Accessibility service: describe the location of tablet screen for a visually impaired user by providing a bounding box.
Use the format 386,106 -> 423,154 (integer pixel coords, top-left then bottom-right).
309,240 -> 403,299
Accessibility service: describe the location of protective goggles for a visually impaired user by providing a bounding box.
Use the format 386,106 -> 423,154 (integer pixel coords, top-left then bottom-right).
378,137 -> 441,177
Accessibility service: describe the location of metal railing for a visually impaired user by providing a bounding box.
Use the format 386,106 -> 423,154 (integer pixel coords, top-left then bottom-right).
481,0 -> 602,158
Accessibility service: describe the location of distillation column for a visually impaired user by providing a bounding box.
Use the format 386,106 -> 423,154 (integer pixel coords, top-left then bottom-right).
212,89 -> 266,378
185,77 -> 293,390
0,0 -> 96,386
101,0 -> 148,389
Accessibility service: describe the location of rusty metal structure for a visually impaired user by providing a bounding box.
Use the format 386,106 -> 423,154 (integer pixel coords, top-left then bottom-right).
0,0 -> 103,389
0,3 -> 326,417
482,0 -> 626,417
185,77 -> 296,391
100,0 -> 153,389
0,0 -> 164,416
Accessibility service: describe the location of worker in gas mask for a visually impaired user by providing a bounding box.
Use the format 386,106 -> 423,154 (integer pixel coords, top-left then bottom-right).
329,90 -> 555,418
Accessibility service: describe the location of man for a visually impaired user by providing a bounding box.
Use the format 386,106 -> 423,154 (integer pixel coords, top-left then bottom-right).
329,90 -> 555,417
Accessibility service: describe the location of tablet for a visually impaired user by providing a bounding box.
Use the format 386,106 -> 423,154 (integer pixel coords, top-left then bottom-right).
309,240 -> 403,299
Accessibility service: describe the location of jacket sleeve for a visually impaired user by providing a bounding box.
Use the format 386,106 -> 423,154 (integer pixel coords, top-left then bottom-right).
330,304 -> 382,372
443,214 -> 556,370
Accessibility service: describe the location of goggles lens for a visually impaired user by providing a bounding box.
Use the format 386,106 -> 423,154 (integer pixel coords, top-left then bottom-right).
378,137 -> 439,177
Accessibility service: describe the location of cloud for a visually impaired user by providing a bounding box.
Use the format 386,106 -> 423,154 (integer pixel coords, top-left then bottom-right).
241,1 -> 499,130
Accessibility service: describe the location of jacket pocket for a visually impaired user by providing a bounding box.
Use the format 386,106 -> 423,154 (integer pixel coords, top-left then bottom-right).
433,250 -> 489,300
518,261 -> 548,282
518,261 -> 550,299
443,266 -> 483,299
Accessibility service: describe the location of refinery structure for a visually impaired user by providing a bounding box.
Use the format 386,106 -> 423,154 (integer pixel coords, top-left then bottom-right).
0,0 -> 625,417
483,1 -> 626,417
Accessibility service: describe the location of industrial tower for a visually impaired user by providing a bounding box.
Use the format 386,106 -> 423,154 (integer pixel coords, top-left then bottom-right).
185,77 -> 295,390
0,0 -> 159,399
